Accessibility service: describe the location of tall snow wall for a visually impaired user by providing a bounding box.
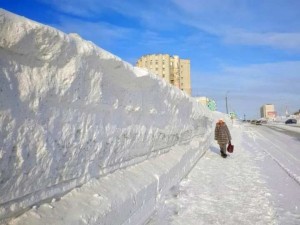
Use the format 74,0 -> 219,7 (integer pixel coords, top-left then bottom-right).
0,10 -> 213,222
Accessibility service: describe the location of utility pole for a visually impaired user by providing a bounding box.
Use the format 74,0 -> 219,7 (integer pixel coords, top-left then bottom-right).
244,114 -> 246,121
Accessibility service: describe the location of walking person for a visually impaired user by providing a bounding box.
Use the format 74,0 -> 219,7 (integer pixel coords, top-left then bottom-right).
214,118 -> 232,158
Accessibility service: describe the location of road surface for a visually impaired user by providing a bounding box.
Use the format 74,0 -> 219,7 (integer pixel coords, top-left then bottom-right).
245,123 -> 300,224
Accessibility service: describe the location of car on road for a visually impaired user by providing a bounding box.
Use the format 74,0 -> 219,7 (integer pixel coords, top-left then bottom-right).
285,119 -> 297,124
251,120 -> 257,124
256,120 -> 262,125
259,120 -> 267,124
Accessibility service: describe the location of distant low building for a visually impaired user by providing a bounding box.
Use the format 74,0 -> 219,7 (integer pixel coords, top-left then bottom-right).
293,110 -> 300,120
260,104 -> 276,119
195,97 -> 217,111
136,54 -> 191,95
229,112 -> 237,119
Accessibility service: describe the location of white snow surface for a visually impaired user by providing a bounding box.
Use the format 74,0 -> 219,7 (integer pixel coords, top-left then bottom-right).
0,9 -> 217,222
146,122 -> 300,225
147,123 -> 278,225
7,121 -> 300,225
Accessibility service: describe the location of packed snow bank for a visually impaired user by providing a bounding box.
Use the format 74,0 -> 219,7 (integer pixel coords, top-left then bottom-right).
8,137 -> 210,225
0,9 -> 213,221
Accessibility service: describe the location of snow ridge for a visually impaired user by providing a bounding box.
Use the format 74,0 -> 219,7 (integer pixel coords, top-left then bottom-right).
0,9 -> 213,221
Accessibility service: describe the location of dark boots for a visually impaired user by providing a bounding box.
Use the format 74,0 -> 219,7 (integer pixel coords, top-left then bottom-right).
220,151 -> 227,158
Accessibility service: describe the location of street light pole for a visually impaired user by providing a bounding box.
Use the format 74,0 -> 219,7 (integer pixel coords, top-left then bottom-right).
225,91 -> 229,114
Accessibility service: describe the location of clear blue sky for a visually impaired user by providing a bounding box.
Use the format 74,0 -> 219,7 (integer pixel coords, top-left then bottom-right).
1,0 -> 300,119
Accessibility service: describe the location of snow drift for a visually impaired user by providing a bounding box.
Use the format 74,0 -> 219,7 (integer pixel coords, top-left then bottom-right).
0,9 -> 213,223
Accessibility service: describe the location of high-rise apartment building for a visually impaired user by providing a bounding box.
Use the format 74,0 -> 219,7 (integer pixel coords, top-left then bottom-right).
136,54 -> 191,95
260,104 -> 276,119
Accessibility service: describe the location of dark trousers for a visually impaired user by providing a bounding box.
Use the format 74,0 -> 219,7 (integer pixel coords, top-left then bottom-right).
219,144 -> 227,154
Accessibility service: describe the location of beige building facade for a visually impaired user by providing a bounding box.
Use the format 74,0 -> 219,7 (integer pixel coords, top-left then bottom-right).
260,104 -> 276,119
195,97 -> 209,106
136,54 -> 191,95
195,96 -> 217,111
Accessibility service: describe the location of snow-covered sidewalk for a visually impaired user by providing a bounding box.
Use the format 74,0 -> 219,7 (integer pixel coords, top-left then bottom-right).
146,123 -> 278,225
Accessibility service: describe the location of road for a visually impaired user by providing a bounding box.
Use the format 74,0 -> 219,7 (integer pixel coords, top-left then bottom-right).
244,124 -> 300,224
264,124 -> 300,141
247,124 -> 300,183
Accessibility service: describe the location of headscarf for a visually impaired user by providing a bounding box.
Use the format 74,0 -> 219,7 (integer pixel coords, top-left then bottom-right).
217,118 -> 225,127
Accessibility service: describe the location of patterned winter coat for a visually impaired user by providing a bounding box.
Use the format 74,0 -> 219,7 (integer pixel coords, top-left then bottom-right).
214,122 -> 232,145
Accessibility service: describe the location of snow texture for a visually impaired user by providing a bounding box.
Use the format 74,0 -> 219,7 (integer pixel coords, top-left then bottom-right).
147,123 -> 277,225
0,9 -> 215,223
145,122 -> 300,225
